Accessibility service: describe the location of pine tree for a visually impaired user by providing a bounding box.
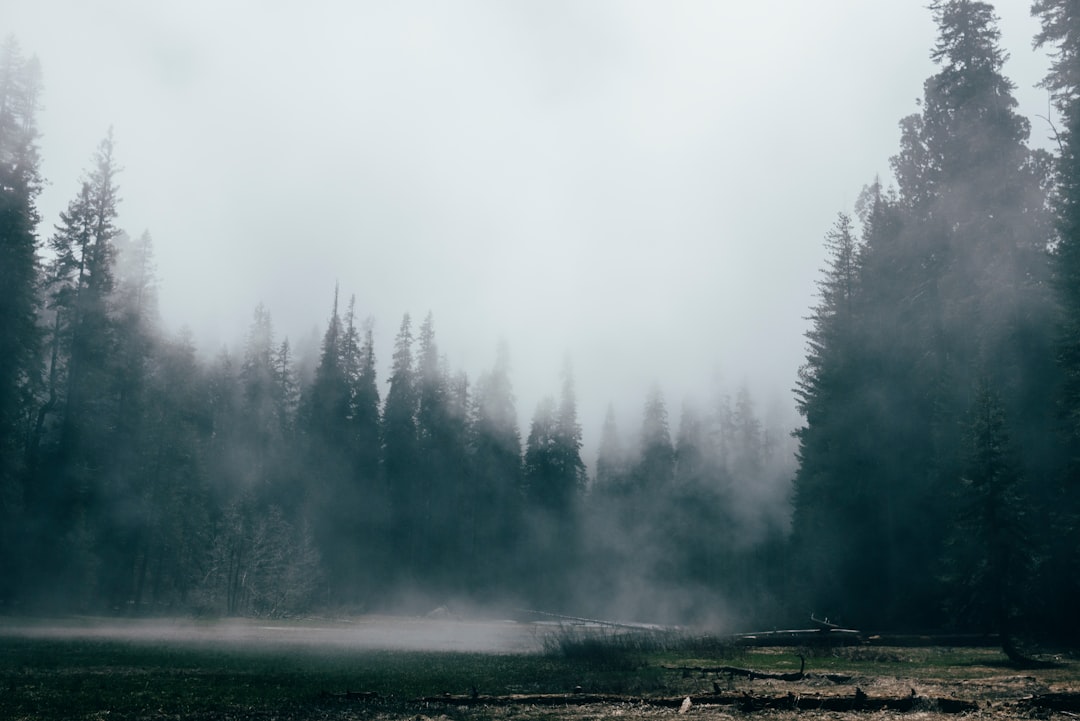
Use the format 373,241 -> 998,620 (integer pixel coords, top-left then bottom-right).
441,368 -> 472,595
95,229 -> 161,607
239,303 -> 279,488
383,312 -> 418,582
670,402 -> 719,592
414,312 -> 461,587
468,340 -> 522,595
594,404 -> 626,489
344,311 -> 385,598
301,288 -> 360,601
792,1 -> 1056,629
273,337 -> 300,438
352,318 -> 381,481
894,0 -> 1054,627
944,380 -> 1030,659
303,287 -> 349,451
791,214 -> 870,620
132,329 -> 213,611
524,396 -> 558,510
553,360 -> 587,507
43,131 -> 122,465
1032,0 -> 1080,639
0,37 -> 42,604
580,403 -> 628,616
26,130 -> 123,607
636,385 -> 674,490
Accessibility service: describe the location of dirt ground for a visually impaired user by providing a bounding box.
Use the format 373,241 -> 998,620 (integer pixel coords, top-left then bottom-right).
393,644 -> 1080,721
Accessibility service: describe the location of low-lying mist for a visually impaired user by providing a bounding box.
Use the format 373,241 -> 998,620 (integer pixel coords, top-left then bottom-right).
0,615 -> 544,654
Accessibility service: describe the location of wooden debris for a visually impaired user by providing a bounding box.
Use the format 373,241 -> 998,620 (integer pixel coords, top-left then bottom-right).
324,690 -> 381,701
1025,692 -> 1080,712
662,653 -> 854,683
419,690 -> 978,713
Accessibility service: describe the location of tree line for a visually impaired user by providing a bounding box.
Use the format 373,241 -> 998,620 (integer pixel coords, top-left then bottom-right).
0,36 -> 789,619
793,0 -> 1079,647
2,0 -> 1080,638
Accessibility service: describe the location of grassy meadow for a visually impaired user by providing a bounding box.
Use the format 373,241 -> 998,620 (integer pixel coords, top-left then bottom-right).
1,618 -> 1078,720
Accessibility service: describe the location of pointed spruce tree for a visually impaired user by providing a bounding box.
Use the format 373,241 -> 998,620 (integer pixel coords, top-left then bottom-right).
944,379 -> 1031,660
468,340 -> 522,596
383,312 -> 419,583
0,37 -> 42,604
1032,0 -> 1080,639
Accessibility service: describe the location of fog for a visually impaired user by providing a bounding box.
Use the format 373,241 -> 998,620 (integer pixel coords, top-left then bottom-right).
0,616 -> 542,653
5,1 -> 1053,454
3,2 -> 1072,635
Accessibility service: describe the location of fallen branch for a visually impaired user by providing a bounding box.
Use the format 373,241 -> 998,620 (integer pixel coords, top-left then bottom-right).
323,690 -> 381,701
1025,692 -> 1080,712
419,689 -> 977,713
662,654 -> 834,682
733,628 -> 862,646
664,666 -> 853,685
517,608 -> 670,631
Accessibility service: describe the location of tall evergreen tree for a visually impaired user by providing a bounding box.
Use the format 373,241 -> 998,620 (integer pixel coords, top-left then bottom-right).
414,312 -> 457,587
893,0 -> 1054,627
668,401 -> 726,607
352,318 -> 381,481
792,1 -> 1056,629
554,360 -> 587,508
27,130 -> 123,607
1032,0 -> 1080,638
345,312 -> 385,600
944,379 -> 1031,659
93,229 -> 162,607
273,337 -> 300,439
527,362 -> 585,516
468,340 -> 522,596
524,396 -> 559,510
129,328 -> 213,612
791,213 -> 872,621
636,385 -> 674,490
383,312 -> 418,583
239,303 -> 280,490
303,287 -> 349,452
594,404 -> 626,489
301,288 -> 363,602
0,37 -> 42,603
43,131 -> 122,464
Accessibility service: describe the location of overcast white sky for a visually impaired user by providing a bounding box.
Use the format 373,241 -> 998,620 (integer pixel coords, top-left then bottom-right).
6,1 -> 1054,461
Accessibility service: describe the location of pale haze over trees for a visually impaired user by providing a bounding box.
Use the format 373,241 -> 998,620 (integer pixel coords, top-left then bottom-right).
0,1 -> 1078,643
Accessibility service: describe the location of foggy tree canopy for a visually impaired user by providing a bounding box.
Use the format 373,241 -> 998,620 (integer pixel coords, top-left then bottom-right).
0,1 -> 1079,640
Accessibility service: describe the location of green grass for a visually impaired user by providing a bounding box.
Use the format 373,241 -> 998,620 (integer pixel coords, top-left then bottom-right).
542,626 -> 744,669
0,634 -> 672,720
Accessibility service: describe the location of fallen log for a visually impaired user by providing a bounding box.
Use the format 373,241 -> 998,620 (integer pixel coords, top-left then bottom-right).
733,628 -> 863,646
1024,692 -> 1080,712
323,690 -> 381,701
517,608 -> 671,631
663,665 -> 853,684
419,690 -> 977,713
662,654 -> 807,681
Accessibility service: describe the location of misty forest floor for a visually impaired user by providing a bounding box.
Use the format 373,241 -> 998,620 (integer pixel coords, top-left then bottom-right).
1,617 -> 1079,720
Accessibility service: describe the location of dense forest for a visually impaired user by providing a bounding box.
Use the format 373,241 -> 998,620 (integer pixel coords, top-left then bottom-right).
1,1 -> 1078,643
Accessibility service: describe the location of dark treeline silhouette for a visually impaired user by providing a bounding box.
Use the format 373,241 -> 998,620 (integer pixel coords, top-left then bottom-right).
0,44 -> 792,617
1,1 -> 1080,638
794,0 -> 1078,647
